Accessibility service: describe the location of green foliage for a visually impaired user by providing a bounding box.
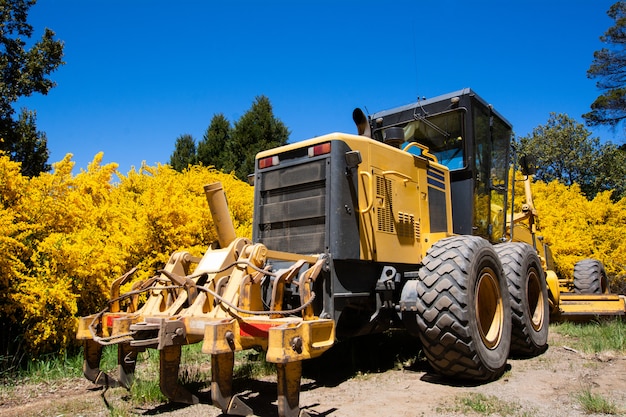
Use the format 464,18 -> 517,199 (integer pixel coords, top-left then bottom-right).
584,1 -> 626,128
437,393 -> 528,416
525,178 -> 626,285
0,0 -> 64,176
230,95 -> 290,180
130,379 -> 167,404
197,113 -> 232,171
169,133 -> 197,171
551,320 -> 626,353
171,96 -> 289,180
575,388 -> 620,415
0,150 -> 253,361
516,113 -> 626,200
233,351 -> 276,379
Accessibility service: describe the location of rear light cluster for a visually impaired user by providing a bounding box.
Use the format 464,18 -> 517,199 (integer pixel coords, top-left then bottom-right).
308,142 -> 331,157
257,142 -> 331,169
258,155 -> 279,169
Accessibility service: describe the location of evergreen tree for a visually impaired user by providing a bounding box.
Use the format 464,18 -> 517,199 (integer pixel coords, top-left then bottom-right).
197,113 -> 232,171
169,134 -> 196,171
584,1 -> 626,129
11,109 -> 50,176
0,0 -> 64,176
594,142 -> 626,199
230,96 -> 290,180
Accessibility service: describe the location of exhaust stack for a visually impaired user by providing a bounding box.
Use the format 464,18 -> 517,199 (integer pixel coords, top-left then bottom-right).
204,182 -> 237,248
353,108 -> 372,138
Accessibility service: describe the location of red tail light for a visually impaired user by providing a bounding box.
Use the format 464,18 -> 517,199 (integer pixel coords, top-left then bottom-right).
308,143 -> 331,157
258,155 -> 279,169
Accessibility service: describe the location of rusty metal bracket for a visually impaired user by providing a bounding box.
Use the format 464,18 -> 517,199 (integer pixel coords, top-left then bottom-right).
130,318 -> 186,349
158,269 -> 199,305
110,267 -> 138,313
210,352 -> 253,416
160,345 -> 199,405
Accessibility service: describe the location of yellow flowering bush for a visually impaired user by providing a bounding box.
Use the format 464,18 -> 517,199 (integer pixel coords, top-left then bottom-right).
2,147 -> 625,360
0,152 -> 253,358
510,172 -> 626,292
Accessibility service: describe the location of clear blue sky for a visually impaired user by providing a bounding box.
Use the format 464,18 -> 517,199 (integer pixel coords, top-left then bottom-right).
19,0 -> 619,175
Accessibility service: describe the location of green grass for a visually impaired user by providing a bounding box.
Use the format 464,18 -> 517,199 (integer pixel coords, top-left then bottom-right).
234,350 -> 276,379
437,393 -> 532,416
129,378 -> 167,404
1,346 -> 116,384
2,320 -> 624,412
575,388 -> 620,415
551,319 -> 626,353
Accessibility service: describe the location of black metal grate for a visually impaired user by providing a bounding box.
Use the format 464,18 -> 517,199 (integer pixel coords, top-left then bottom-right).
257,159 -> 327,254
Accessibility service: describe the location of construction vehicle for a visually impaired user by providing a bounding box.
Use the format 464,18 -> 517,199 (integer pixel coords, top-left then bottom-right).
76,88 -> 625,417
509,155 -> 625,320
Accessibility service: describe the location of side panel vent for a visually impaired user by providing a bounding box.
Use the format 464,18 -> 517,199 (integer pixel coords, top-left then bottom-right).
397,212 -> 420,241
376,176 -> 394,233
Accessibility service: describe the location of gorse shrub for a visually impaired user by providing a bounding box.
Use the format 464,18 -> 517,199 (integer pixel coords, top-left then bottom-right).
509,170 -> 626,287
1,151 -> 626,362
0,152 -> 253,360
529,179 -> 626,282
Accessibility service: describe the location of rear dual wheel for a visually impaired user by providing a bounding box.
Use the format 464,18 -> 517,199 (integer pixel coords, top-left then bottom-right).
494,242 -> 549,358
409,236 -> 511,381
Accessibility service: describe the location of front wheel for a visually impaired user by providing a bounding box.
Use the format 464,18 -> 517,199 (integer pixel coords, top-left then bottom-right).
414,236 -> 511,381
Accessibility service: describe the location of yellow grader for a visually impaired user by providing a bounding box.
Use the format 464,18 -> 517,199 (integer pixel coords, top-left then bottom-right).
77,88 -> 625,417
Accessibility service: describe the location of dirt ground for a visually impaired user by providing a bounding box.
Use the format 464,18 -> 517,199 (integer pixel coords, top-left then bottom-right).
1,331 -> 625,417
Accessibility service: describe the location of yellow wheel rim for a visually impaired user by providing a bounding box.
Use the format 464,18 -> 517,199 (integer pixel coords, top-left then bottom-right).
475,267 -> 504,349
527,267 -> 545,331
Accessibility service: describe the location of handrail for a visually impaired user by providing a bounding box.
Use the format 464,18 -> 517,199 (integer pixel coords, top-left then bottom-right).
381,170 -> 411,183
359,170 -> 374,213
402,142 -> 439,163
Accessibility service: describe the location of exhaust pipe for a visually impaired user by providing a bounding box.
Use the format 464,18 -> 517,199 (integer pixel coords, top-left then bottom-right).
353,108 -> 371,138
204,182 -> 237,248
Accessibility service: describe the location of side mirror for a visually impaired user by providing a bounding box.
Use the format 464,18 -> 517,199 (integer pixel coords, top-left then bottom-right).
519,155 -> 537,176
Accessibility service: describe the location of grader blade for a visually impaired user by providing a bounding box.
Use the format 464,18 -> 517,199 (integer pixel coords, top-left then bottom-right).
557,293 -> 626,320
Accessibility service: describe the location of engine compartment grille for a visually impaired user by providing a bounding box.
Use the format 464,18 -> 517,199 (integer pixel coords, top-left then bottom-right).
256,159 -> 327,254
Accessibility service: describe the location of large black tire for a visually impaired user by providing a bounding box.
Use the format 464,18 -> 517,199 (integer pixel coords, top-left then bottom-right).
494,242 -> 549,358
573,259 -> 609,294
414,236 -> 511,381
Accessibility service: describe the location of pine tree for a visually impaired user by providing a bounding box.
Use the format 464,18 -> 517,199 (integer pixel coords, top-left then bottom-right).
197,113 -> 232,171
169,134 -> 197,171
0,0 -> 64,176
230,96 -> 289,180
584,1 -> 626,128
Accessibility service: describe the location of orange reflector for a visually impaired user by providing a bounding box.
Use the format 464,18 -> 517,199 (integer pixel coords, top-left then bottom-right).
308,142 -> 331,157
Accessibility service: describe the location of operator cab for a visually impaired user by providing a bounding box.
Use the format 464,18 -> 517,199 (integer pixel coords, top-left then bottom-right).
369,88 -> 512,243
